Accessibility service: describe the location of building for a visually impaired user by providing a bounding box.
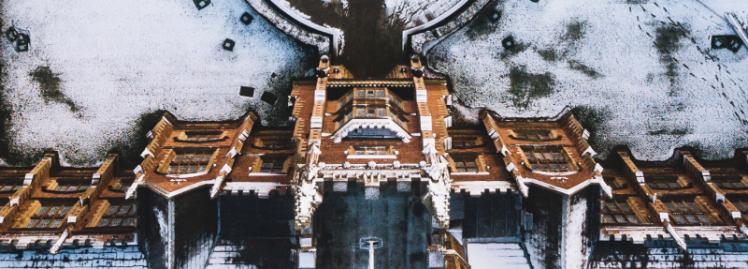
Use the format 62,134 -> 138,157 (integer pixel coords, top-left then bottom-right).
0,152 -> 145,268
0,56 -> 747,269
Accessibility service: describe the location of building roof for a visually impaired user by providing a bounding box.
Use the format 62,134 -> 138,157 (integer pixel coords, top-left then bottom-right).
133,111 -> 257,197
599,148 -> 748,250
481,109 -> 608,196
0,152 -> 137,253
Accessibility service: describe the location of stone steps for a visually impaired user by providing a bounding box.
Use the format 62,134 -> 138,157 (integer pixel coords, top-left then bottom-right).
205,240 -> 257,269
466,242 -> 532,269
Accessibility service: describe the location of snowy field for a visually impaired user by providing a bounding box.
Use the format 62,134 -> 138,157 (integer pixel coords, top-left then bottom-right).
428,0 -> 748,160
1,0 -> 315,164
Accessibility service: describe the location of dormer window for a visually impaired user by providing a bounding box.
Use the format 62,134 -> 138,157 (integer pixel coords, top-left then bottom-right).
353,145 -> 388,155
449,153 -> 485,174
97,203 -> 137,228
646,175 -> 689,190
732,199 -> 748,222
257,155 -> 288,174
664,198 -> 722,226
0,179 -> 23,194
27,204 -> 72,229
712,175 -> 748,190
510,129 -> 559,141
175,131 -> 226,143
346,145 -> 397,159
44,177 -> 89,193
601,199 -> 648,225
454,158 -> 478,173
164,149 -> 216,176
520,145 -> 577,173
357,89 -> 385,98
451,136 -> 484,149
253,136 -> 293,150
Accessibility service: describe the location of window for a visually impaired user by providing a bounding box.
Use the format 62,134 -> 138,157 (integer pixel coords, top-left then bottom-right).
355,89 -> 385,99
451,136 -> 482,149
520,146 -> 575,172
601,199 -> 647,225
253,137 -> 292,150
97,204 -> 137,228
712,176 -> 748,190
176,131 -> 225,143
511,129 -> 557,141
733,199 -> 748,222
346,128 -> 399,139
0,179 -> 23,194
46,178 -> 88,193
664,199 -> 721,226
259,155 -> 286,173
354,106 -> 386,118
52,184 -> 87,193
27,205 -> 71,229
646,175 -> 688,190
167,149 -> 214,175
451,154 -> 478,173
353,146 -> 389,155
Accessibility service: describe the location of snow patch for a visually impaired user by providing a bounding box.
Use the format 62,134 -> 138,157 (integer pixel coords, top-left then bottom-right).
563,195 -> 589,269
428,0 -> 748,160
1,0 -> 312,163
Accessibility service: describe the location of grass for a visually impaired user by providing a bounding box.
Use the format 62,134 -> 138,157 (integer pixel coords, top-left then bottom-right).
500,38 -> 528,59
537,48 -> 559,62
654,23 -> 689,94
571,105 -> 610,150
647,127 -> 691,136
507,66 -> 555,109
29,66 -> 80,113
567,60 -> 602,78
562,20 -> 587,42
654,24 -> 687,54
465,7 -> 500,40
106,110 -> 167,169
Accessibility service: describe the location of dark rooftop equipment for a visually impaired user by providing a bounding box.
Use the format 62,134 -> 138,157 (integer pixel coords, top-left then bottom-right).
15,32 -> 30,52
222,38 -> 235,51
240,12 -> 254,25
5,27 -> 29,52
193,0 -> 210,10
4,27 -> 18,42
261,91 -> 278,105
502,36 -> 516,50
490,9 -> 502,22
240,86 -> 255,97
711,35 -> 742,53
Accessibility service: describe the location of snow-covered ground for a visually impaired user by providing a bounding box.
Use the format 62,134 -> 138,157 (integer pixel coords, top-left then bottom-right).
1,0 -> 314,163
428,0 -> 748,160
